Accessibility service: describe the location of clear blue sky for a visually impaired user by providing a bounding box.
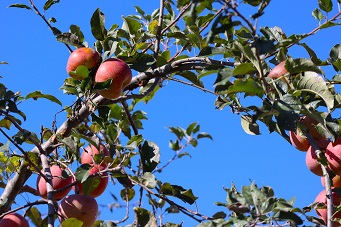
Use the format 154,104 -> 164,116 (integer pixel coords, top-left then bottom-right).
1,0 -> 340,226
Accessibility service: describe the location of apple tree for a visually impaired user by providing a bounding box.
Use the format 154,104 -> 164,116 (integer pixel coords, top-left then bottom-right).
1,0 -> 341,226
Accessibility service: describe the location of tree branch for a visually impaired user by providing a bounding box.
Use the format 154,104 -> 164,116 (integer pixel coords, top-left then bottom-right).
0,57 -> 235,215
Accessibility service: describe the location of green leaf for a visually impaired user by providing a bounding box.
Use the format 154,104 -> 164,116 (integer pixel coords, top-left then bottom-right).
318,0 -> 333,12
198,46 -> 229,56
56,33 -> 83,47
119,54 -> 155,72
186,122 -> 199,135
8,4 -> 31,10
0,119 -> 11,130
43,0 -> 60,11
25,91 -> 62,106
168,127 -> 186,140
74,164 -> 92,182
177,71 -> 204,88
299,43 -> 325,65
243,0 -> 262,6
226,78 -> 264,98
312,8 -> 325,21
273,211 -> 303,225
140,141 -> 160,172
122,16 -> 142,36
61,217 -> 83,227
142,172 -> 156,188
285,58 -> 323,75
330,44 -> 341,71
120,188 -> 135,201
273,94 -> 301,131
197,132 -> 213,140
90,8 -> 107,41
297,71 -> 334,111
241,115 -> 260,135
70,25 -> 84,43
134,207 -> 157,227
26,207 -> 43,227
233,63 -> 256,75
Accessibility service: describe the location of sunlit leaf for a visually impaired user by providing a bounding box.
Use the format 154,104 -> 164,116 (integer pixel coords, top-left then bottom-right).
241,115 -> 260,135
297,71 -> 334,111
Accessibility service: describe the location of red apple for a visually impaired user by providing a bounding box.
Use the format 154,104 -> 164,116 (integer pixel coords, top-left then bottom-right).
306,146 -> 323,176
326,138 -> 341,176
315,188 -> 341,226
289,130 -> 330,152
81,144 -> 110,166
74,165 -> 108,198
321,175 -> 341,188
289,131 -> 310,151
95,58 -> 132,99
268,61 -> 288,80
36,165 -> 73,200
58,194 -> 98,227
66,47 -> 100,80
0,213 -> 29,227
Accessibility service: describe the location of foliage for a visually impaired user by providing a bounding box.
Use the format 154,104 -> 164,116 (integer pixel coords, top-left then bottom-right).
1,0 -> 341,226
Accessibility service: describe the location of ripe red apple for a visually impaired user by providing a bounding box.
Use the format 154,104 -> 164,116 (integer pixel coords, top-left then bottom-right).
289,131 -> 310,151
95,58 -> 132,99
289,130 -> 330,152
66,47 -> 100,80
0,213 -> 29,227
326,139 -> 341,176
81,144 -> 110,166
58,194 -> 98,227
74,165 -> 108,198
315,188 -> 341,226
36,165 -> 73,200
268,61 -> 288,80
306,146 -> 323,176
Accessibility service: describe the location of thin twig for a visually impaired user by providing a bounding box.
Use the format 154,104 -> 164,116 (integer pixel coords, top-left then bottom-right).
0,199 -> 47,219
28,0 -> 72,52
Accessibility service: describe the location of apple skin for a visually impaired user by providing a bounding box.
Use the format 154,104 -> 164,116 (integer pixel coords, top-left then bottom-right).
0,213 -> 29,227
321,175 -> 341,188
289,131 -> 310,151
326,138 -> 341,176
74,165 -> 108,198
81,144 -> 110,166
289,131 -> 330,152
95,58 -> 132,99
66,47 -> 100,80
306,146 -> 323,176
267,61 -> 288,80
36,165 -> 73,201
315,188 -> 341,226
58,194 -> 98,227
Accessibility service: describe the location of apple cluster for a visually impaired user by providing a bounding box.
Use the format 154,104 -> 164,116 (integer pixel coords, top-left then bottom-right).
66,47 -> 133,100
34,144 -> 110,226
269,61 -> 341,225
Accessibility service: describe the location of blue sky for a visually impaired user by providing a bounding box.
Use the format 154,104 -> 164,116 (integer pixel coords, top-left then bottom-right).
1,0 -> 341,226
